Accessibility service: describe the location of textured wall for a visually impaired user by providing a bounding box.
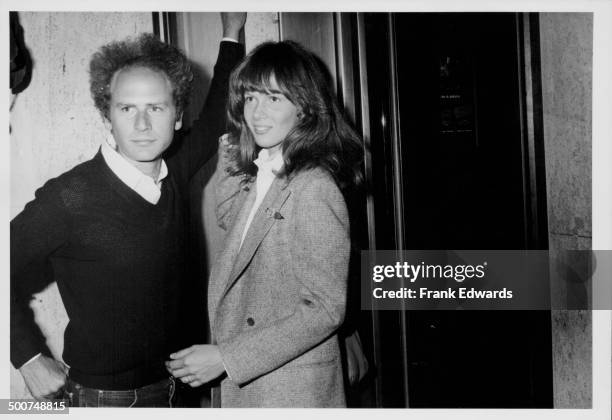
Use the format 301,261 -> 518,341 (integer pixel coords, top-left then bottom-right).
10,12 -> 153,398
245,12 -> 280,52
539,12 -> 593,408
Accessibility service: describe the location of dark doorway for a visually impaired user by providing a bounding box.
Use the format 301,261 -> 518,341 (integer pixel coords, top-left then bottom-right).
363,13 -> 553,408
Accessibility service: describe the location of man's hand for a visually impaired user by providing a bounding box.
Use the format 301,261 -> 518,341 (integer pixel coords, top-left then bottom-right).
165,345 -> 226,387
220,13 -> 247,41
19,355 -> 68,400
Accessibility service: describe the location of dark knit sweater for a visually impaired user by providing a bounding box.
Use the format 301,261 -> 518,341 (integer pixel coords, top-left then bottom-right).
10,41 -> 244,390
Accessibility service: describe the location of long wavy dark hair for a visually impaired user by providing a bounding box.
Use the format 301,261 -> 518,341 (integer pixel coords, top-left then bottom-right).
226,40 -> 363,189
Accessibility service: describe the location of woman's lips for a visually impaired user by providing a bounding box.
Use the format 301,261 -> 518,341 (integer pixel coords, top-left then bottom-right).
252,125 -> 272,135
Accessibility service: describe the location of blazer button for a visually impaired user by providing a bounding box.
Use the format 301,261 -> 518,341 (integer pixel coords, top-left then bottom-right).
247,317 -> 255,326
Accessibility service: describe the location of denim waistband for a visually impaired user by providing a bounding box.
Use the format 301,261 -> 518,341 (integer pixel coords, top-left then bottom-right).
64,376 -> 176,408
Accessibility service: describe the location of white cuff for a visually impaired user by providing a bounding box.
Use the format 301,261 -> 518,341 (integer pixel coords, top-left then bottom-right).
20,353 -> 42,368
222,37 -> 239,44
220,352 -> 233,381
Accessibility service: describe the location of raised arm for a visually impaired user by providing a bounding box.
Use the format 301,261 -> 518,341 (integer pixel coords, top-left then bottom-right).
170,13 -> 246,181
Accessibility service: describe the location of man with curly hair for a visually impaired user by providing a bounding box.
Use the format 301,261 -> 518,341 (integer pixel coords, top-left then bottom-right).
10,13 -> 246,407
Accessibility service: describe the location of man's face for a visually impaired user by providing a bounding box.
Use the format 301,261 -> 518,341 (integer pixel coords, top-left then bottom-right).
105,66 -> 182,168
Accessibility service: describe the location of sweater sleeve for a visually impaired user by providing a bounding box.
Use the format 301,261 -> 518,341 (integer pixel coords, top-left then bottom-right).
169,41 -> 245,183
10,179 -> 70,368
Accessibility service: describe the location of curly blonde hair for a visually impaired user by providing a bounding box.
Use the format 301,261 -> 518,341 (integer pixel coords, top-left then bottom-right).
89,33 -> 193,119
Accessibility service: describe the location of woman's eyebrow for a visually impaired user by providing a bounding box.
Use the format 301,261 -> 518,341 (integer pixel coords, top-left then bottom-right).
245,88 -> 283,94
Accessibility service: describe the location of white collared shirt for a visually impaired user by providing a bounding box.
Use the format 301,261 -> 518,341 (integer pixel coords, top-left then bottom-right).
239,148 -> 284,249
101,135 -> 168,204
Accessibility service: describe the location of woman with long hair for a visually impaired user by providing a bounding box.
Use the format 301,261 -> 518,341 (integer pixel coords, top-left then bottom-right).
167,40 -> 362,407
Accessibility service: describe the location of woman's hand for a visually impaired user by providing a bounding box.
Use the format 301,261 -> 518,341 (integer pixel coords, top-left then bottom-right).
165,345 -> 226,387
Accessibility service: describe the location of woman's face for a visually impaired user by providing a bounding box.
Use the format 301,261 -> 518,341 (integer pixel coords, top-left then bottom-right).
243,78 -> 299,156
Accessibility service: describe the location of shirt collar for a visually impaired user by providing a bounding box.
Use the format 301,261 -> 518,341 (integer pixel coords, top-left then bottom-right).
101,135 -> 168,203
253,148 -> 284,175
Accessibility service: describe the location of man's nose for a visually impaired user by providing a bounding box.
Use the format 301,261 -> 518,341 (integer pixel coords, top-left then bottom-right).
135,110 -> 151,131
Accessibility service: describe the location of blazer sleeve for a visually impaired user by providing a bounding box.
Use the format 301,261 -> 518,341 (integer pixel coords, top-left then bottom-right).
217,174 -> 350,384
168,41 -> 244,183
10,179 -> 70,368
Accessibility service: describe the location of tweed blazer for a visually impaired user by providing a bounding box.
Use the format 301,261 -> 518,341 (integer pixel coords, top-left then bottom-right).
207,138 -> 349,407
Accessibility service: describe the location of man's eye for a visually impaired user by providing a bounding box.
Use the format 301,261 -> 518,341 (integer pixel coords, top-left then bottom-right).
269,96 -> 281,103
244,96 -> 255,103
150,106 -> 164,112
120,106 -> 132,112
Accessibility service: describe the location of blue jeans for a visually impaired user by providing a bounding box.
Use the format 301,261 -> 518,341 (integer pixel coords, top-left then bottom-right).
64,377 -> 176,407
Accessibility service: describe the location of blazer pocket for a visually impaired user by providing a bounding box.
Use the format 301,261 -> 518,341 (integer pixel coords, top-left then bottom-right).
282,338 -> 339,369
283,358 -> 338,371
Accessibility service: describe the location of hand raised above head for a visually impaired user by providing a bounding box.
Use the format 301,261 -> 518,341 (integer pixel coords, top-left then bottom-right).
220,13 -> 247,40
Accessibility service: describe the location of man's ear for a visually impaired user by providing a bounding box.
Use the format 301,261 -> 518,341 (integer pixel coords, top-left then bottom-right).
175,112 -> 183,131
103,117 -> 112,131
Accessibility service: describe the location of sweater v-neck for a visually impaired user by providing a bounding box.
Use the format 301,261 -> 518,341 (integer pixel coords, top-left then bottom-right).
94,150 -> 171,212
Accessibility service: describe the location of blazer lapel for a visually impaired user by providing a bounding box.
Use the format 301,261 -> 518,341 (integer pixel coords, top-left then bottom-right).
209,183 -> 256,316
221,176 -> 291,298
